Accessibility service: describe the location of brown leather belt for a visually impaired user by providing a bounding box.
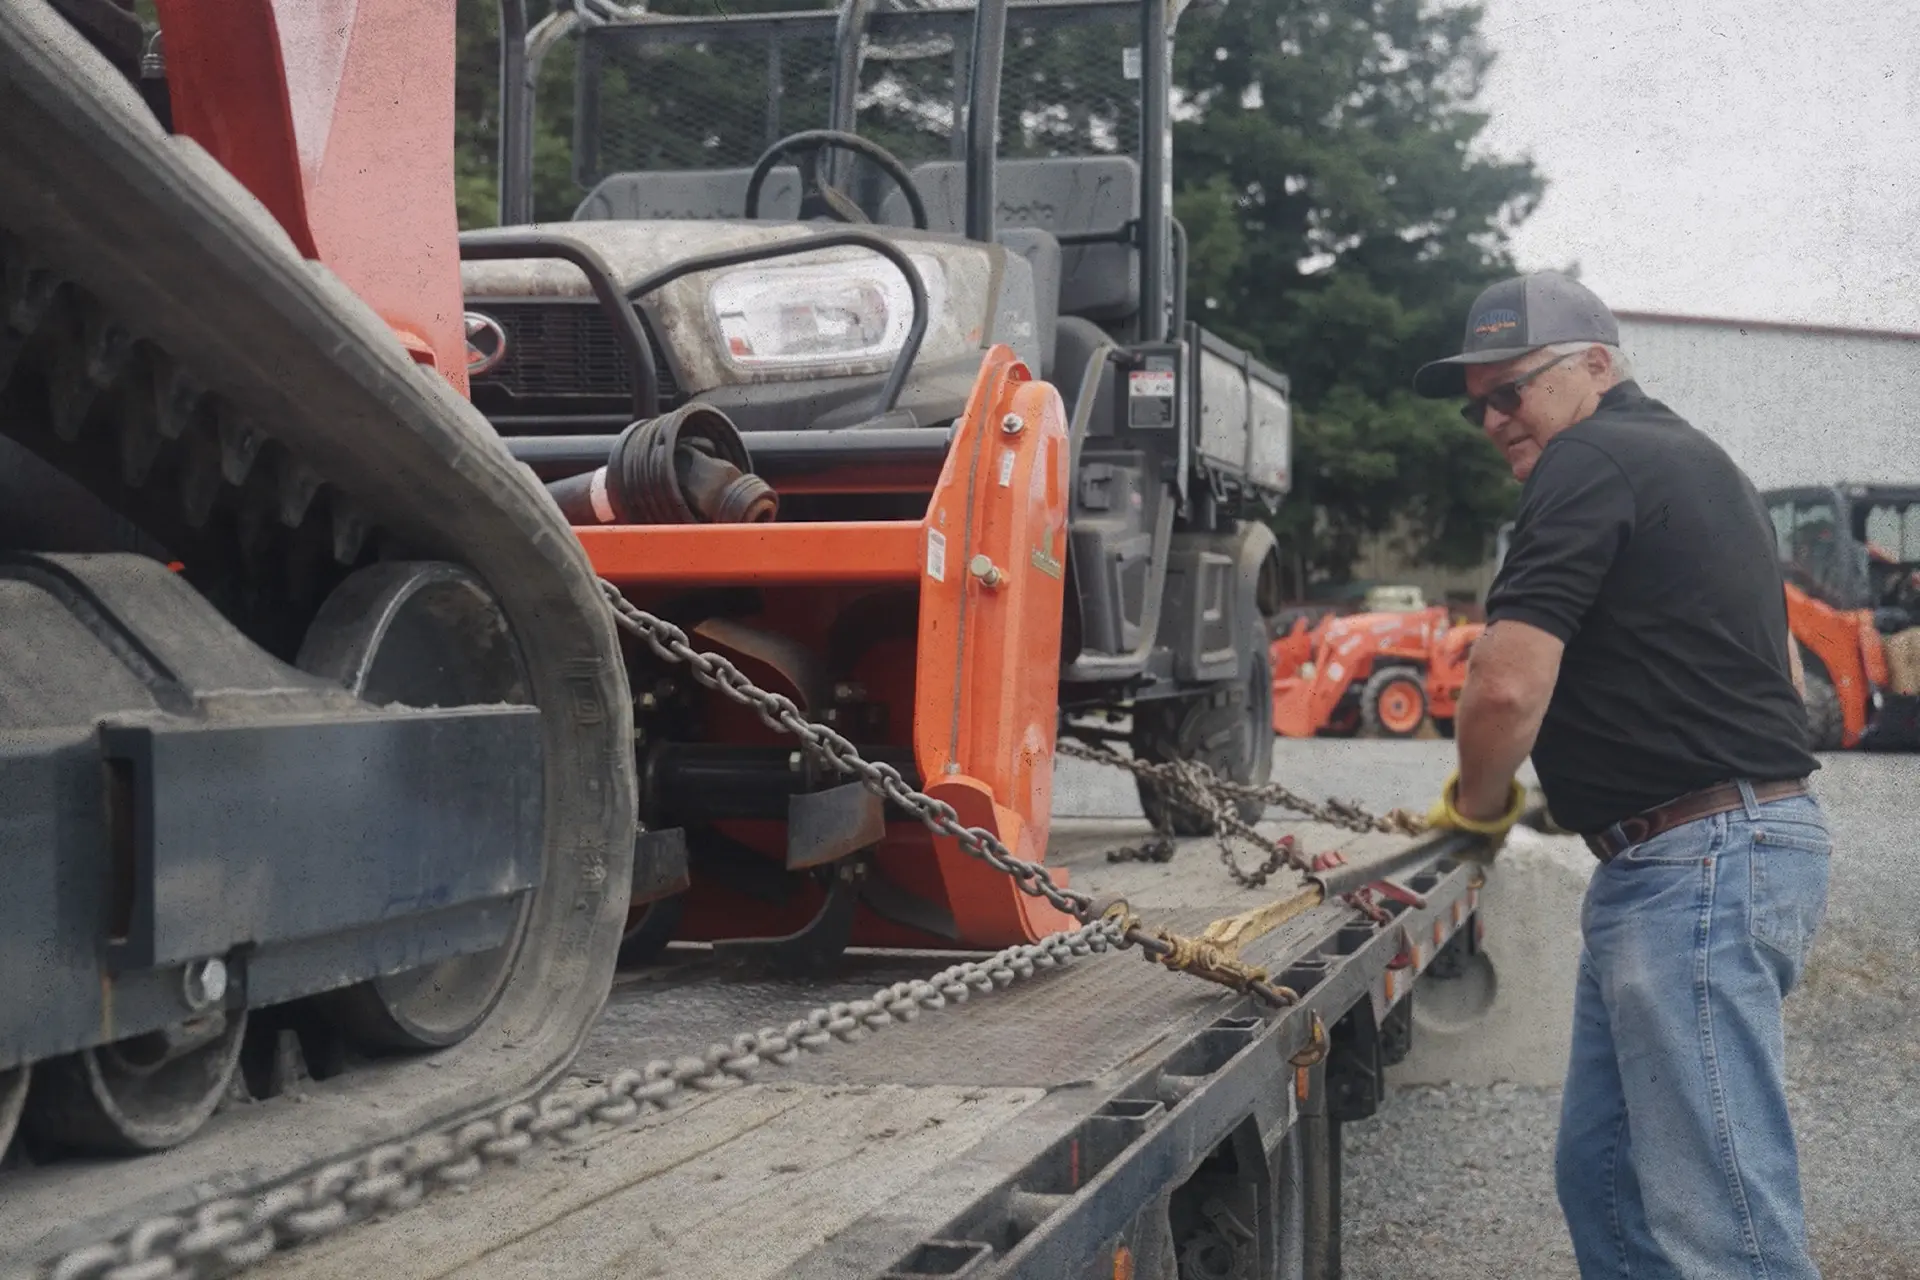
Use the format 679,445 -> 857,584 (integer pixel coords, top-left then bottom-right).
1584,778 -> 1811,863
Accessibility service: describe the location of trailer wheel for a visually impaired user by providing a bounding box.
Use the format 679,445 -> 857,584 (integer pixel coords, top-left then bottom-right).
1800,652 -> 1843,752
1133,618 -> 1274,836
1361,666 -> 1427,738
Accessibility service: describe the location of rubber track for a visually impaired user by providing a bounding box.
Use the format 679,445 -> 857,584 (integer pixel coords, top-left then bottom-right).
0,0 -> 635,1268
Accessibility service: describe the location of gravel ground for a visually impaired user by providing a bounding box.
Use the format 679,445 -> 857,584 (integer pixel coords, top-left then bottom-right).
1058,740 -> 1920,1279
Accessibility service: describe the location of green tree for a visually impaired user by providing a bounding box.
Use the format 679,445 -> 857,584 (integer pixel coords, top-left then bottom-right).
1170,0 -> 1542,591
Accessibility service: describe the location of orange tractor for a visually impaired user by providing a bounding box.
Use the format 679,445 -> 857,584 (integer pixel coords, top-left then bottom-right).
1270,603 -> 1480,739
1767,484 -> 1920,750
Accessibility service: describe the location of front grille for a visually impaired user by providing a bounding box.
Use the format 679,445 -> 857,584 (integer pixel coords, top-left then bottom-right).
466,298 -> 681,412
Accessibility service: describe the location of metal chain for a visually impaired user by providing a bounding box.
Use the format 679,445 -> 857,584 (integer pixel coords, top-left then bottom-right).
39,920 -> 1125,1280
39,585 -> 1378,1280
599,583 -> 1098,921
1057,736 -> 1424,838
1054,738 -> 1424,891
596,584 -> 1296,1006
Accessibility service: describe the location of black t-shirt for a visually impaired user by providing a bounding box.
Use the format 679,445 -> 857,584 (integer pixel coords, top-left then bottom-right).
1484,380 -> 1818,834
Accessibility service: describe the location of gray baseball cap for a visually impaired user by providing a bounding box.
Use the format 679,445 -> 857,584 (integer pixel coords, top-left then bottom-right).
1414,271 -> 1620,398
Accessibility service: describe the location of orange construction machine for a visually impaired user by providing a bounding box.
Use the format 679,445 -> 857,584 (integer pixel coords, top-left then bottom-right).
1270,605 -> 1479,739
1,0 -> 645,1259
1767,483 -> 1920,750
476,0 -> 1297,956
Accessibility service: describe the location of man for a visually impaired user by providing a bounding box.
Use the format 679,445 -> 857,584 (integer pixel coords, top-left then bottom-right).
1413,272 -> 1831,1279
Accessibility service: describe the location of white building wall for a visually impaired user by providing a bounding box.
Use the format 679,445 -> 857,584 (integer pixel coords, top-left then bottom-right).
1613,313 -> 1920,492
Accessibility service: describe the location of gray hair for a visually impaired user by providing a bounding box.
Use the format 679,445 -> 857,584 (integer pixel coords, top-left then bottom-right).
1545,339 -> 1633,382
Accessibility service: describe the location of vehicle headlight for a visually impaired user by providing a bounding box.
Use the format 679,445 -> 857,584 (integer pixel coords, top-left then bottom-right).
708,253 -> 947,369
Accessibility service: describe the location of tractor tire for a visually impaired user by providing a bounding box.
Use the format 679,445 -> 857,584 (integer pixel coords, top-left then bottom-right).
1432,716 -> 1456,739
1801,656 -> 1844,752
1361,666 -> 1428,739
1133,618 -> 1275,836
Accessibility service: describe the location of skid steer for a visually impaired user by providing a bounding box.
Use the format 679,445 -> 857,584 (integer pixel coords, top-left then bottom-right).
473,0 -> 1296,964
1767,482 -> 1920,749
0,0 -> 647,1262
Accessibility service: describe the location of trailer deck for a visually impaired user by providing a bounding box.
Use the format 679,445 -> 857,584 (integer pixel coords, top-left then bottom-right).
240,813 -> 1481,1280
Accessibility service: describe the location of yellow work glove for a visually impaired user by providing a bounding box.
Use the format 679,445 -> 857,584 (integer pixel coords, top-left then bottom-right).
1424,770 -> 1527,862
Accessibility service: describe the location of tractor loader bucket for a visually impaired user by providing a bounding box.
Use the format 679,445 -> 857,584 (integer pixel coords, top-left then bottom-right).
581,345 -> 1080,955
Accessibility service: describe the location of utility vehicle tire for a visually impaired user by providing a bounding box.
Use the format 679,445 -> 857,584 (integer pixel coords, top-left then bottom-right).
1361,666 -> 1428,738
1432,716 -> 1455,739
1801,654 -> 1843,752
1133,618 -> 1275,836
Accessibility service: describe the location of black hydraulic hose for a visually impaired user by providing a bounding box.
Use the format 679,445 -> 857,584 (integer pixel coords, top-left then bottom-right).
507,425 -> 955,483
624,231 -> 929,417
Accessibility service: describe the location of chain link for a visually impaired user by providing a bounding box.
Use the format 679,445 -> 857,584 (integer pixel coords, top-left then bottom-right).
600,583 -> 1098,922
40,919 -> 1126,1280
1054,738 -> 1426,892
39,584 -> 1411,1280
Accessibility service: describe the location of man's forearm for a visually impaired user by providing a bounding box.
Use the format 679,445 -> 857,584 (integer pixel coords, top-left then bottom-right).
1455,679 -> 1546,818
1452,620 -> 1561,820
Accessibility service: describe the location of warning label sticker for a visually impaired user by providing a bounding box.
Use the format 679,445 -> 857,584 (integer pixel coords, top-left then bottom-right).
926,528 -> 947,582
1129,370 -> 1175,399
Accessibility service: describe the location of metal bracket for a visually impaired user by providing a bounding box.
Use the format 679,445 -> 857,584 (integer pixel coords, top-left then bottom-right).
787,779 -> 887,870
631,826 -> 692,905
711,863 -> 865,972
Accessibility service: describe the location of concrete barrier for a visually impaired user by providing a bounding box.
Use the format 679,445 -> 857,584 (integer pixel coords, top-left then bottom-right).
1391,826 -> 1596,1088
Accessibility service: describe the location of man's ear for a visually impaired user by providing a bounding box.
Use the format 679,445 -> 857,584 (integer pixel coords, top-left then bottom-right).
1583,344 -> 1613,381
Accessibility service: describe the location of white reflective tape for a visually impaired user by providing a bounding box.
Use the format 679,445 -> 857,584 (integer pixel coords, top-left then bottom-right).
589,467 -> 616,524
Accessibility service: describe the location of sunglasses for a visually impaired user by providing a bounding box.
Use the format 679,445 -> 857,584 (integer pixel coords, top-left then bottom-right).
1460,348 -> 1582,426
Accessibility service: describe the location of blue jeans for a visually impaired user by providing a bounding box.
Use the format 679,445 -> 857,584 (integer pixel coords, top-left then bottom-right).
1555,783 -> 1830,1279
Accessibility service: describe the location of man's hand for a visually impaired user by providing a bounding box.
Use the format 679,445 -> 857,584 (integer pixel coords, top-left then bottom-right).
1426,769 -> 1528,860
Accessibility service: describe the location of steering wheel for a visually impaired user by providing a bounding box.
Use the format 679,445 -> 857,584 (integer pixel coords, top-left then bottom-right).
743,130 -> 929,230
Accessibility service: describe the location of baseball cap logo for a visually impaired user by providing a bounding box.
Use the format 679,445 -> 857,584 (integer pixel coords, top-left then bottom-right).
1473,308 -> 1520,337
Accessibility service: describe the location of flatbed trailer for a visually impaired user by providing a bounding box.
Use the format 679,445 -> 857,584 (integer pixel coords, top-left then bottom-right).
229,812 -> 1485,1280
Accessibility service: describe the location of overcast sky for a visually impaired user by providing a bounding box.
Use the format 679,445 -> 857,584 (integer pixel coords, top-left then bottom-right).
1466,0 -> 1920,333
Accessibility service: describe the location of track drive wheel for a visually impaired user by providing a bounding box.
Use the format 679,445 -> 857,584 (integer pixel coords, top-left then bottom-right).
296,562 -> 536,1051
1133,616 -> 1275,836
21,1014 -> 246,1155
1799,651 -> 1844,752
1361,666 -> 1428,738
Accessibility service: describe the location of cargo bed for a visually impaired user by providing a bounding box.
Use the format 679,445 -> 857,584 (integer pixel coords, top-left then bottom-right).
246,815 -> 1483,1280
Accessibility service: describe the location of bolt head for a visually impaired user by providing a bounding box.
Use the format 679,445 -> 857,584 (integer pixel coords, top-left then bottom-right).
183,957 -> 228,1011
1000,413 -> 1024,435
